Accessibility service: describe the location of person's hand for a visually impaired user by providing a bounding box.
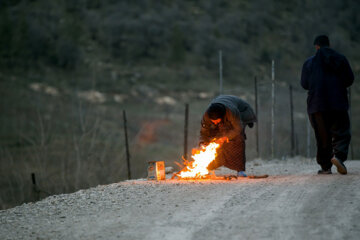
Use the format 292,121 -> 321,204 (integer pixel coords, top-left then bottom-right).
198,141 -> 207,147
216,137 -> 228,144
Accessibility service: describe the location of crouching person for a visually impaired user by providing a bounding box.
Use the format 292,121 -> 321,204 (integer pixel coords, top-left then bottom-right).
199,95 -> 256,177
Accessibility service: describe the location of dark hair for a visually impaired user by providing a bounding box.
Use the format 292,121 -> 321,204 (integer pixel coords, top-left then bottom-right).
207,103 -> 226,120
313,35 -> 330,47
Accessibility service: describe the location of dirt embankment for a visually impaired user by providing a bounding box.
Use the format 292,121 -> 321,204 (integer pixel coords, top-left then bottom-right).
1,158 -> 360,240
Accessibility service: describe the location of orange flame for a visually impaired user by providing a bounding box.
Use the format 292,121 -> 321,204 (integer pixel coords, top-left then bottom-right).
177,137 -> 228,179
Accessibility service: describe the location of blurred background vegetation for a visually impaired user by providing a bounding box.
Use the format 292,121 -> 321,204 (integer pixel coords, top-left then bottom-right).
1,0 -> 359,209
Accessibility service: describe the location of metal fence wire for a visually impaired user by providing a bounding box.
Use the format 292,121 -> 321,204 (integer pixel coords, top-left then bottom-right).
0,72 -> 357,209
222,79 -> 315,160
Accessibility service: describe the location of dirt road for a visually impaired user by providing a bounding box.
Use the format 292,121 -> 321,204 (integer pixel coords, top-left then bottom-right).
1,158 -> 360,240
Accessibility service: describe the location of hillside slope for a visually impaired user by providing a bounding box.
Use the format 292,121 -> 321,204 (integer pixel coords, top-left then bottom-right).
1,0 -> 360,210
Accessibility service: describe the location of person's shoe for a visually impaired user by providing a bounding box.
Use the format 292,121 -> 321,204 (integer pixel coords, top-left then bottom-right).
331,157 -> 347,175
237,171 -> 247,177
317,169 -> 332,174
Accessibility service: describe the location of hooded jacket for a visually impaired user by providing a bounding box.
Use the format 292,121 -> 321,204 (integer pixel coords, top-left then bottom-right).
200,95 -> 256,144
301,47 -> 354,114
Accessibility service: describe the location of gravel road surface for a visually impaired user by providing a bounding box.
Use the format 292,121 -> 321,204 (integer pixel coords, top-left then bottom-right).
1,158 -> 360,240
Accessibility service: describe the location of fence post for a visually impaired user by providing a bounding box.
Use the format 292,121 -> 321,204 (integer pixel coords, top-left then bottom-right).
295,133 -> 299,156
289,84 -> 295,157
31,173 -> 39,201
219,50 -> 223,95
184,103 -> 189,160
271,60 -> 275,159
123,110 -> 131,179
307,117 -> 311,158
349,87 -> 354,159
254,76 -> 259,158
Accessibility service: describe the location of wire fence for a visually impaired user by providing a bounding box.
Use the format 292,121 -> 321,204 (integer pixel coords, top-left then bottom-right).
0,67 -> 358,210
221,80 -> 313,160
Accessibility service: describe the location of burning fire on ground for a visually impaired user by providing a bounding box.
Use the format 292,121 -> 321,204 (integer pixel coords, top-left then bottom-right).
176,137 -> 228,179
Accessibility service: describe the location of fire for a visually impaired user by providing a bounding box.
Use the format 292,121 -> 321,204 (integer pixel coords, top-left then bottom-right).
177,137 -> 228,179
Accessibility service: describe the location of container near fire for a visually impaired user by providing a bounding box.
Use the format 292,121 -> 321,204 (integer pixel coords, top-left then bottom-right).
147,161 -> 166,180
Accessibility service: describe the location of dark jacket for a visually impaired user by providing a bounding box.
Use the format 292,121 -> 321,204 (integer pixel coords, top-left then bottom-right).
301,47 -> 354,114
200,95 -> 256,144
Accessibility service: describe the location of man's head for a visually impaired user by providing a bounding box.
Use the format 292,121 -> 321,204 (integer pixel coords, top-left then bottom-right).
313,35 -> 330,50
207,103 -> 226,125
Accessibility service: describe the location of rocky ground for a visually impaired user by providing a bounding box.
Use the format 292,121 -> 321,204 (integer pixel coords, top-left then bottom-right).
1,157 -> 360,240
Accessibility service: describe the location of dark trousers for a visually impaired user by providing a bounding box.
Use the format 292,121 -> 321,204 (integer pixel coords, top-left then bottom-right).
309,111 -> 351,170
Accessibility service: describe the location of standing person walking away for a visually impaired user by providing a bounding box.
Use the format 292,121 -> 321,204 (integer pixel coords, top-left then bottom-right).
301,35 -> 354,174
